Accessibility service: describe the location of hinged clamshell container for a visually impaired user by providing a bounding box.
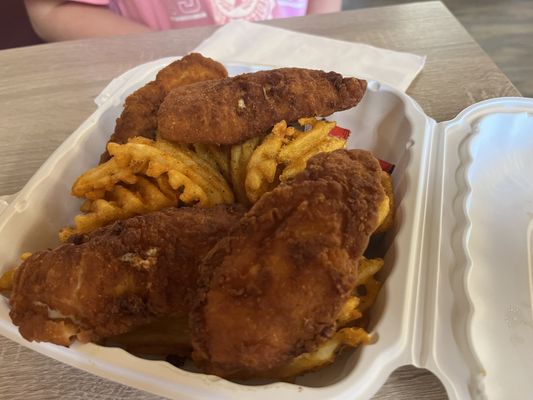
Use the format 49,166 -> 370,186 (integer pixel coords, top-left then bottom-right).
0,58 -> 532,400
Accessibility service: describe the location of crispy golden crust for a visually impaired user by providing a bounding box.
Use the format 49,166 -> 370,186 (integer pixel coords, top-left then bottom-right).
9,205 -> 244,346
157,68 -> 367,145
100,53 -> 228,162
190,149 -> 385,378
154,53 -> 227,93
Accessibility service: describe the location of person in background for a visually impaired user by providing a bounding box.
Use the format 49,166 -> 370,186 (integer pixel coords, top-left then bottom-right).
24,0 -> 342,42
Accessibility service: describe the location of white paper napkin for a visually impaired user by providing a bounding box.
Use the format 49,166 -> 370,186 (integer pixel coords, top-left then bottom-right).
194,20 -> 425,92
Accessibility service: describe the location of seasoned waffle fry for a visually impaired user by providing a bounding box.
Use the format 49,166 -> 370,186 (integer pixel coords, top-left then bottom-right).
62,138 -> 234,239
149,138 -> 233,205
1,254 -> 31,296
192,143 -> 231,183
155,132 -> 230,182
68,118 -> 350,238
375,171 -> 395,234
72,158 -> 138,200
337,296 -> 363,326
244,118 -> 347,203
335,257 -> 384,330
356,257 -> 384,312
60,176 -> 176,240
278,118 -> 345,182
0,268 -> 16,294
243,129 -> 284,204
275,327 -> 371,379
230,136 -> 261,204
206,145 -> 231,181
73,137 -> 233,206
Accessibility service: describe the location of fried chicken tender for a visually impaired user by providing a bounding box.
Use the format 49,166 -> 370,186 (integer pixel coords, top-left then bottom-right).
158,68 -> 367,145
100,53 -> 227,162
9,205 -> 244,347
190,149 -> 386,378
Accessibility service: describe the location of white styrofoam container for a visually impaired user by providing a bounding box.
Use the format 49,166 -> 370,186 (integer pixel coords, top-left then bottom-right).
1,58 -> 532,400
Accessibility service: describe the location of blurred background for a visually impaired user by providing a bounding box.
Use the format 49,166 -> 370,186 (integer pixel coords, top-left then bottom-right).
1,0 -> 531,96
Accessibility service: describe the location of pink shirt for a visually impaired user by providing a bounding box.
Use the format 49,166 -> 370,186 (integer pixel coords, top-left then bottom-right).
73,0 -> 309,29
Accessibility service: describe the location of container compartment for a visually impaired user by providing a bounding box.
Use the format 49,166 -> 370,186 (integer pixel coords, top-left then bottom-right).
422,98 -> 533,400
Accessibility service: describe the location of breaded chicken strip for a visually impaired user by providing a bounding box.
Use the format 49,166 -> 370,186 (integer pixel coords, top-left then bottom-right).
190,149 -> 385,378
9,205 -> 244,346
158,68 -> 367,145
100,53 -> 227,162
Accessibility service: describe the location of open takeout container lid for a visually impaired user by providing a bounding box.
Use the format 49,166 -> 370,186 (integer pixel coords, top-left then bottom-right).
1,57 -> 533,400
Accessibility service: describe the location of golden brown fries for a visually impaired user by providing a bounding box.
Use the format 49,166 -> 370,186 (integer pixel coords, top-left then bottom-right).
71,158 -> 137,200
60,176 -> 176,241
375,171 -> 395,234
355,257 -> 384,313
274,327 -> 371,379
1,254 -> 31,296
148,138 -> 234,205
192,144 -> 231,183
277,118 -> 345,182
243,130 -> 284,204
337,296 -> 363,326
66,117 -> 350,238
74,137 -> 233,207
230,136 -> 261,204
0,268 -> 15,294
245,118 -> 347,203
62,137 -> 234,239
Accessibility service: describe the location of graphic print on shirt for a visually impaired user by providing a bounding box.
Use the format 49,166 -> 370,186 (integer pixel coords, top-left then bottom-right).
276,0 -> 307,8
169,0 -> 209,23
211,0 -> 275,24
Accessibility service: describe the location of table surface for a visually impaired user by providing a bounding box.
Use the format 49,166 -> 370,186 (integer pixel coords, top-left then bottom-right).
0,1 -> 520,399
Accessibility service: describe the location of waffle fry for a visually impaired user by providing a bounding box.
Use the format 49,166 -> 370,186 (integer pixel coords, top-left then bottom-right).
278,118 -> 346,182
274,327 -> 371,379
355,257 -> 384,312
0,268 -> 16,294
72,158 -> 138,200
230,136 -> 261,204
375,171 -> 395,234
60,176 -> 176,240
149,138 -> 233,205
192,143 -> 231,183
73,137 -> 233,206
68,118 -> 348,238
62,138 -> 234,239
244,118 -> 347,203
337,296 -> 363,326
334,257 -> 384,330
0,253 -> 31,296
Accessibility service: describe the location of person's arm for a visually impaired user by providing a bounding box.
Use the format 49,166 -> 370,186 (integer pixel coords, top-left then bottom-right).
24,0 -> 153,42
306,0 -> 342,15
